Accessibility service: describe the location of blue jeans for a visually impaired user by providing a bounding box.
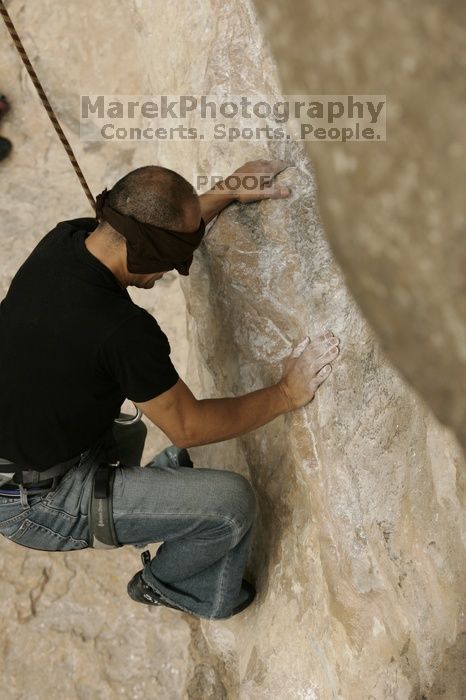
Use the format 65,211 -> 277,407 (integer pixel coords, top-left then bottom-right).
0,418 -> 257,620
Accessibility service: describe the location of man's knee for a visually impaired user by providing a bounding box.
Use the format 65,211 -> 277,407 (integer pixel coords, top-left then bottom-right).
221,471 -> 257,532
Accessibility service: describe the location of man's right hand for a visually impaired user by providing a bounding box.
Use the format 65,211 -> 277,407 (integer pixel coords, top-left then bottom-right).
135,331 -> 340,449
278,331 -> 340,411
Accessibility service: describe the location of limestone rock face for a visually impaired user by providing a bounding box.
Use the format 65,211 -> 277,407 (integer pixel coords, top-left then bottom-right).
252,0 -> 466,453
1,0 -> 465,698
185,168 -> 466,699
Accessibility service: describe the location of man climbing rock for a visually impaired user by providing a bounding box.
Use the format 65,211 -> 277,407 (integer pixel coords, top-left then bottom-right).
0,160 -> 340,620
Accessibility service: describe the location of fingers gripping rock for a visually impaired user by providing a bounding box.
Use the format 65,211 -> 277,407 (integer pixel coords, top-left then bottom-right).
291,336 -> 310,358
280,330 -> 340,410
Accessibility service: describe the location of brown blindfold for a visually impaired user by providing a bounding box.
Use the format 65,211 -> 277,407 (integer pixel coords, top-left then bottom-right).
95,188 -> 206,275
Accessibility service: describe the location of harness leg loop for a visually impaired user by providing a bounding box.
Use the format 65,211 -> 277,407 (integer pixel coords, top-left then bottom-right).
88,461 -> 122,549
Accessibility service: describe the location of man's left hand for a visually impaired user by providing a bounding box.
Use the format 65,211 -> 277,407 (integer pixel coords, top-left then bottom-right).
226,159 -> 293,203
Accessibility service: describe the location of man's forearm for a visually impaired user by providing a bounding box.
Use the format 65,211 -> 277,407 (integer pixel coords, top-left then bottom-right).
183,383 -> 290,448
199,181 -> 237,224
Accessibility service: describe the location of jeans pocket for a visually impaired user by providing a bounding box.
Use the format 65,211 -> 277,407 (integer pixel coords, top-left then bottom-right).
43,458 -> 85,506
4,518 -> 89,551
0,513 -> 30,541
0,499 -> 40,532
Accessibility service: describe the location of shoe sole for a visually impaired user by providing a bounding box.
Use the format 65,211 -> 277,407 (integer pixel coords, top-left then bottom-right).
127,572 -> 191,614
127,571 -> 256,618
230,579 -> 256,616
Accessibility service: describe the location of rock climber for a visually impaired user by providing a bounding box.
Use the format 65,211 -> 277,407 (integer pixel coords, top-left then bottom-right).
0,159 -> 340,620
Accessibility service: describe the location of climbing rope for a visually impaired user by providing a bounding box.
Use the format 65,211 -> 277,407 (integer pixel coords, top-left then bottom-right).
0,0 -> 96,212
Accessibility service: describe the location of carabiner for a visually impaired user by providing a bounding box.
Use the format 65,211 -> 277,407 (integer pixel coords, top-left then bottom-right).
114,403 -> 142,425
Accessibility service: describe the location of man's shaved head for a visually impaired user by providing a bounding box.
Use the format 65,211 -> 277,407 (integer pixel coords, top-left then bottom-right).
102,165 -> 199,249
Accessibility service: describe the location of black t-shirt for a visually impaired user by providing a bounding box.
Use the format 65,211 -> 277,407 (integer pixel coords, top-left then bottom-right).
0,217 -> 179,470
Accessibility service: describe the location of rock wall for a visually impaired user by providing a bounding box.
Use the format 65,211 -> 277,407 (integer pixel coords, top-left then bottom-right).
0,1 -> 465,698
134,0 -> 466,697
252,0 -> 466,454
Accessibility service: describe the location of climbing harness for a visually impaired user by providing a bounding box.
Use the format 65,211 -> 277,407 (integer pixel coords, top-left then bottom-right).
0,411 -> 140,547
0,454 -> 123,547
88,404 -> 143,550
0,454 -> 83,507
114,405 -> 142,425
88,460 -> 122,549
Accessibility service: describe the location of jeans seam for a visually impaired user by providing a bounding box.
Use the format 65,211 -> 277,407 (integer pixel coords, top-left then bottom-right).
210,521 -> 238,619
136,514 -> 240,619
116,512 -> 243,550
23,519 -> 88,545
115,513 -> 241,549
38,503 -> 80,521
113,512 -> 242,534
140,578 -> 199,617
142,518 -> 239,620
0,506 -> 37,529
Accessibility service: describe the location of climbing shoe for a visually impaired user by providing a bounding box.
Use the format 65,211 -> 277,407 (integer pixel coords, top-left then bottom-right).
127,550 -> 256,618
228,578 -> 256,617
0,136 -> 11,162
144,445 -> 194,470
127,573 -> 189,614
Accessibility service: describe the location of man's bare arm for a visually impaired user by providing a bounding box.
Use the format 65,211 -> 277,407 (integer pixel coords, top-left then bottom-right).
134,378 -> 289,448
198,182 -> 236,224
134,332 -> 340,448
